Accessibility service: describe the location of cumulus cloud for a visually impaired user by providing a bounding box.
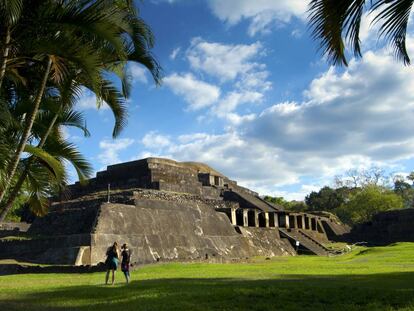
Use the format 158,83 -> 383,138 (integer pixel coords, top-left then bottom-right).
128,63 -> 148,84
165,132 -> 299,186
268,184 -> 323,201
212,91 -> 263,122
98,138 -> 135,166
76,88 -> 109,110
244,49 -> 414,163
163,73 -> 220,110
207,0 -> 307,36
142,131 -> 171,148
187,38 -> 271,91
170,47 -> 181,60
163,38 -> 272,120
140,46 -> 414,198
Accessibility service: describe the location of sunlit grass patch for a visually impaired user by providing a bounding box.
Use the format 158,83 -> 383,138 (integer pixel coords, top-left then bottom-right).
1,243 -> 414,310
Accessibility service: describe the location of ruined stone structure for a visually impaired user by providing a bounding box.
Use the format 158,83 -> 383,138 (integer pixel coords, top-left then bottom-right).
0,158 -> 347,265
341,208 -> 414,245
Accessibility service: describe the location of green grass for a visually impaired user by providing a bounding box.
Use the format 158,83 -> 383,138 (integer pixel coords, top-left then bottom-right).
2,243 -> 414,310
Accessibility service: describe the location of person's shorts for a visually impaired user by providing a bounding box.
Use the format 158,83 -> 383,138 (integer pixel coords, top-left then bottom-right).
121,262 -> 130,272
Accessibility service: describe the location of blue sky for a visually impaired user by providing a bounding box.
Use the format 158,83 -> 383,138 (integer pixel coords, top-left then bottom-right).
68,0 -> 414,200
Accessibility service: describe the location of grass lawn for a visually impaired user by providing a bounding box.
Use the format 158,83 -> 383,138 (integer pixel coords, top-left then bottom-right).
1,243 -> 414,310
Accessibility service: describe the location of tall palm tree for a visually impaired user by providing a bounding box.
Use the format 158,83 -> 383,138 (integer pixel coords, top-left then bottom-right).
0,78 -> 93,221
0,105 -> 92,222
0,0 -> 23,88
0,0 -> 161,207
308,0 -> 413,66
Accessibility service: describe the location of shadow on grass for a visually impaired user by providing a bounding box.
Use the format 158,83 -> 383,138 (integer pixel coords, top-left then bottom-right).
2,272 -> 414,311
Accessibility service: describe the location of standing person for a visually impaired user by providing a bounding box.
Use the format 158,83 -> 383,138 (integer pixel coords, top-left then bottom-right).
105,242 -> 119,285
121,243 -> 132,284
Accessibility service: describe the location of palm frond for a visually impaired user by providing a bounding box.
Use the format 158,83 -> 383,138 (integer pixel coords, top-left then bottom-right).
0,0 -> 23,26
344,0 -> 366,58
82,78 -> 128,138
27,192 -> 49,216
373,0 -> 413,65
308,0 -> 349,66
59,109 -> 91,137
23,145 -> 65,181
43,137 -> 93,184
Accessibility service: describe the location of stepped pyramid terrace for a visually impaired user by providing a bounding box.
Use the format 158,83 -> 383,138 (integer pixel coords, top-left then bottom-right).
0,158 -> 349,265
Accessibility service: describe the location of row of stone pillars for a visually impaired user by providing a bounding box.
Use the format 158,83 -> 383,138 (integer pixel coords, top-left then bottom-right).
224,208 -> 321,232
288,214 -> 319,231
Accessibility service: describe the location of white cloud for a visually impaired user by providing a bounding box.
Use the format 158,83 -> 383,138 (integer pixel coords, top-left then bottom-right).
244,48 -> 414,166
178,133 -> 210,144
128,63 -> 148,84
138,46 -> 414,199
142,131 -> 171,148
170,47 -> 181,60
291,29 -> 302,39
187,38 -> 270,91
77,88 -> 109,110
260,184 -> 322,201
165,132 -> 300,187
98,138 -> 135,166
207,0 -> 307,36
60,127 -> 70,140
212,91 -> 263,122
163,73 -> 220,110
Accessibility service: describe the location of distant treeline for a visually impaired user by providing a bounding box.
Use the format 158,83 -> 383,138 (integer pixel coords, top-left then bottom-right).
264,168 -> 414,225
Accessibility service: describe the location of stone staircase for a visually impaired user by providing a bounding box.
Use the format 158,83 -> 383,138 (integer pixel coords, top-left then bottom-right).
279,228 -> 331,256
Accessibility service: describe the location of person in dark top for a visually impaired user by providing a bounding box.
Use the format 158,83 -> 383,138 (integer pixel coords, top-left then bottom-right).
121,243 -> 132,284
105,242 -> 119,285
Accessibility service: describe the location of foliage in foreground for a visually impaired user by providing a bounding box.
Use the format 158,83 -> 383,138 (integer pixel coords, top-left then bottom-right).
0,0 -> 161,221
309,0 -> 414,66
1,243 -> 414,310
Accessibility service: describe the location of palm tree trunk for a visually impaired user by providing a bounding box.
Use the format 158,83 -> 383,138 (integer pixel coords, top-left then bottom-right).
0,26 -> 11,89
0,57 -> 52,210
0,112 -> 59,222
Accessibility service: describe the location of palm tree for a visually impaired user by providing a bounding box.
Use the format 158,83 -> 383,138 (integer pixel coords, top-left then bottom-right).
0,0 -> 161,207
0,0 -> 23,88
308,0 -> 413,66
0,105 -> 92,222
0,78 -> 93,221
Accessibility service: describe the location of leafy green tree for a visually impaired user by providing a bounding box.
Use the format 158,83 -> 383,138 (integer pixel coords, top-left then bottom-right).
407,172 -> 414,185
263,196 -> 308,212
335,185 -> 403,225
305,186 -> 345,211
285,201 -> 308,212
393,177 -> 414,208
309,0 -> 414,65
263,196 -> 288,207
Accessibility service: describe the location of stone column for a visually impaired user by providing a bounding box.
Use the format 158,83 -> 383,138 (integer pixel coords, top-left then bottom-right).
231,208 -> 237,225
243,209 -> 248,227
302,215 -> 307,230
285,214 -> 290,229
254,210 -> 259,227
265,212 -> 270,228
274,213 -> 279,228
308,217 -> 312,230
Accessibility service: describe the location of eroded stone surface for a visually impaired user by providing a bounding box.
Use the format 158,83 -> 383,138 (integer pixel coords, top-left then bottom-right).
0,158 -> 346,265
